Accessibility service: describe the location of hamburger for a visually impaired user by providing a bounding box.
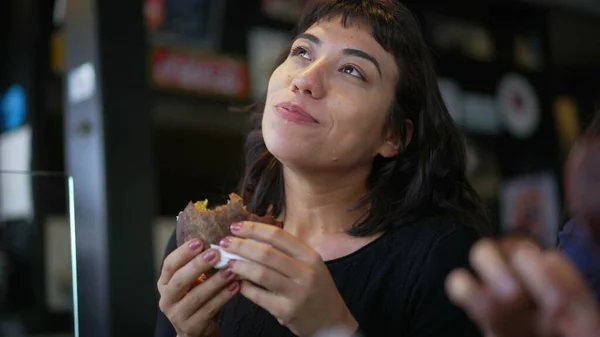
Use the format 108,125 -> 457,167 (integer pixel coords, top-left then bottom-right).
176,193 -> 283,270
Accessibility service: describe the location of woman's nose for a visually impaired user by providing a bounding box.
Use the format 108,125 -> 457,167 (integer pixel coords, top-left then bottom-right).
289,63 -> 325,99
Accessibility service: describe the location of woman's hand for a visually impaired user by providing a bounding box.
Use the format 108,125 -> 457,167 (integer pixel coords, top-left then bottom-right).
445,237 -> 600,337
158,238 -> 240,337
220,221 -> 359,337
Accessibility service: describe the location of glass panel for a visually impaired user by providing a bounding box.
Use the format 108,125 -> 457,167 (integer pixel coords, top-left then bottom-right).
0,170 -> 77,337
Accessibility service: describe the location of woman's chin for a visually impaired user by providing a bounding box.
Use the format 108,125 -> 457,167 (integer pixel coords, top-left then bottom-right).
267,144 -> 304,161
265,139 -> 315,165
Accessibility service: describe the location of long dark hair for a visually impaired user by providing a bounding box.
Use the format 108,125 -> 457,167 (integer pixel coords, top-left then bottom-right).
239,0 -> 490,236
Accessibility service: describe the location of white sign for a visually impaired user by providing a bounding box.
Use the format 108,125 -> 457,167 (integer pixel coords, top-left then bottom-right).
68,62 -> 96,104
438,78 -> 501,134
438,74 -> 540,138
0,126 -> 33,221
497,73 -> 541,139
464,92 -> 501,134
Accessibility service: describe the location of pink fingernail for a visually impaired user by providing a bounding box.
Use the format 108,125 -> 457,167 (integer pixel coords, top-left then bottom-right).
221,267 -> 234,280
202,249 -> 217,262
227,281 -> 240,292
220,237 -> 232,248
188,239 -> 202,251
231,222 -> 243,232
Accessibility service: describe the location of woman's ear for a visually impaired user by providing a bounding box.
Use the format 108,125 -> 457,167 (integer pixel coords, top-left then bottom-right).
378,119 -> 413,158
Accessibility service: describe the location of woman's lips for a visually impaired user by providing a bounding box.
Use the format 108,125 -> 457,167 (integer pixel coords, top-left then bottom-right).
275,102 -> 319,124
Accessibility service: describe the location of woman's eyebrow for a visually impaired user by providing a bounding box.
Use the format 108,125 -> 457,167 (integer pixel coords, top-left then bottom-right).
342,48 -> 381,78
295,33 -> 321,45
294,33 -> 382,78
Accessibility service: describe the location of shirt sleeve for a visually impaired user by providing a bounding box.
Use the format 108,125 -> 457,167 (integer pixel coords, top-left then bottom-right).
557,219 -> 600,304
405,227 -> 483,337
154,228 -> 178,337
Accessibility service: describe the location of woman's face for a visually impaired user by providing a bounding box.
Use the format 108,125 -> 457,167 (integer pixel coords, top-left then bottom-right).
262,18 -> 400,172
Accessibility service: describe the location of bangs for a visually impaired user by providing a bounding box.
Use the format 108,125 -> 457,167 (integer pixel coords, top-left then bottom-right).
295,0 -> 402,52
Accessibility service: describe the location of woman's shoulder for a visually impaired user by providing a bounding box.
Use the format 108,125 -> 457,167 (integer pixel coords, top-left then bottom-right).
376,217 -> 483,336
367,216 -> 480,286
378,217 -> 480,293
385,217 -> 479,302
384,216 -> 480,259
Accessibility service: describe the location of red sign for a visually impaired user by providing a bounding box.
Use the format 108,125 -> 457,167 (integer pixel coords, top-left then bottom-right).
150,47 -> 250,99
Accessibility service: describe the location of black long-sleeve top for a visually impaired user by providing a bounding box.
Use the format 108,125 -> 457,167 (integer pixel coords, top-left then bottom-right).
155,217 -> 483,337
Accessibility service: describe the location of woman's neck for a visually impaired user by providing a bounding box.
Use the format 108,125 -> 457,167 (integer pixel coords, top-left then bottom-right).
280,166 -> 370,241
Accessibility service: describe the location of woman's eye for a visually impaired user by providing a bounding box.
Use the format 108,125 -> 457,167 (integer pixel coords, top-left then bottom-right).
341,65 -> 364,80
290,46 -> 311,60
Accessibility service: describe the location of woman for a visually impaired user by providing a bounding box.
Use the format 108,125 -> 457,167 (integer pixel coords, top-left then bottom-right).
156,1 -> 490,336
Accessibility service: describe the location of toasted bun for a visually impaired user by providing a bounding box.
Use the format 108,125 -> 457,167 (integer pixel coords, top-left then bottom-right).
176,193 -> 283,247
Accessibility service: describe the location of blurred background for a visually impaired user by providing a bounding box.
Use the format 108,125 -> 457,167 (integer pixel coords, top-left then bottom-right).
0,0 -> 599,336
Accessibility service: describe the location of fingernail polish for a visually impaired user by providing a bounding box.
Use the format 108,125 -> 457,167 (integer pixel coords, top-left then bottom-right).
203,249 -> 217,262
231,222 -> 243,232
227,281 -> 240,292
189,239 -> 202,251
221,267 -> 234,279
220,237 -> 232,248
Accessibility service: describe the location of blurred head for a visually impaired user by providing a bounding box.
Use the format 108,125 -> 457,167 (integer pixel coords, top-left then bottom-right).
565,110 -> 600,244
241,0 -> 490,236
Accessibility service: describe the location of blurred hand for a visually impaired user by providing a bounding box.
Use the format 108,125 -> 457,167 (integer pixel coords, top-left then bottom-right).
158,239 -> 240,337
221,221 -> 359,337
445,237 -> 600,337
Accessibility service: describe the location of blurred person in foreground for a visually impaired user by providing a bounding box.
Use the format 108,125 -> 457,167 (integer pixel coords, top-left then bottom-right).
155,0 -> 491,336
446,110 -> 600,337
